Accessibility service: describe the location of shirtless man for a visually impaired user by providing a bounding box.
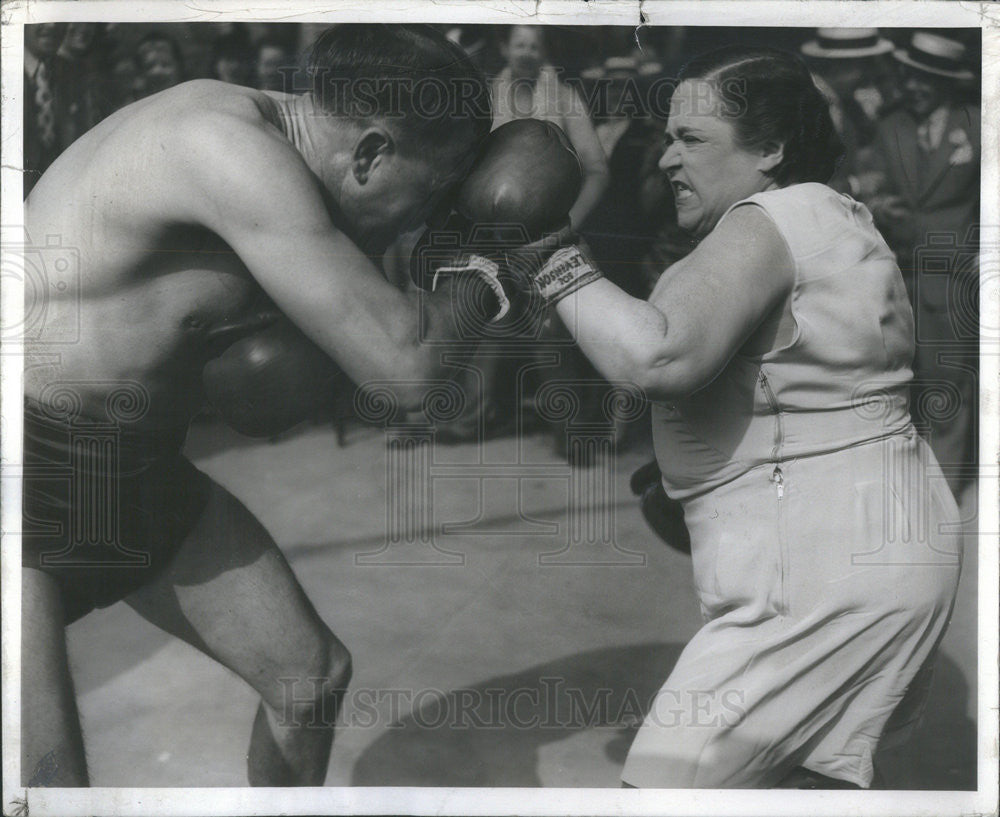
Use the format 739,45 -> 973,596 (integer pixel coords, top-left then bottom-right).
21,24 -> 495,787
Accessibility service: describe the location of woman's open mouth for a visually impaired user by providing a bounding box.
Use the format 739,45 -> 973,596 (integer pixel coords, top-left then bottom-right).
672,180 -> 695,203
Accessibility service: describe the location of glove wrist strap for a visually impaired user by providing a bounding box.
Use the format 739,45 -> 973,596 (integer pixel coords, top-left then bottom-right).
432,253 -> 511,322
533,245 -> 603,304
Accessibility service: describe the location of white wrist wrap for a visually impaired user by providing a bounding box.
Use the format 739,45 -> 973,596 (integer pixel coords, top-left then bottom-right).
534,245 -> 603,303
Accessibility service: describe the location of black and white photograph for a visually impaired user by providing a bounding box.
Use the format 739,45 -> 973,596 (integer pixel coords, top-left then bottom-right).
1,2 -> 997,816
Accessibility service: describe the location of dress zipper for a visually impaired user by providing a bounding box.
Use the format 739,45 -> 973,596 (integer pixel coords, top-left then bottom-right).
759,370 -> 784,499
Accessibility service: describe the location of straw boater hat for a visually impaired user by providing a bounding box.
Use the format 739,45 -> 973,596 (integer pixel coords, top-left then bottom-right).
801,28 -> 895,59
893,32 -> 975,80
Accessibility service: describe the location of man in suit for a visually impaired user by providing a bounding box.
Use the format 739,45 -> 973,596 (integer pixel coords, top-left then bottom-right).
23,24 -> 82,195
866,32 -> 979,496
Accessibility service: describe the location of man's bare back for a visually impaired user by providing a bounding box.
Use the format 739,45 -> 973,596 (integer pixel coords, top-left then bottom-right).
25,81 -> 306,429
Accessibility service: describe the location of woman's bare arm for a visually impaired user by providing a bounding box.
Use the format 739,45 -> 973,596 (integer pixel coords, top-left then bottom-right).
553,205 -> 794,401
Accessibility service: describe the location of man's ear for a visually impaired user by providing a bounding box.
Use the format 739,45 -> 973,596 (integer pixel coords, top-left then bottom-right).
757,140 -> 785,174
352,128 -> 393,185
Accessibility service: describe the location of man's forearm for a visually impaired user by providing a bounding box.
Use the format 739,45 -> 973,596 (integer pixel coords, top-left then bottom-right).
345,276 -> 494,412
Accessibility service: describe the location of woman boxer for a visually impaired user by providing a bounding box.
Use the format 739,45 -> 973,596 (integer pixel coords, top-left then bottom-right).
522,45 -> 963,788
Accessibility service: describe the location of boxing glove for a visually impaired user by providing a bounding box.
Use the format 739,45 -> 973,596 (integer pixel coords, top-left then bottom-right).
456,118 -> 582,238
202,319 -> 348,438
630,459 -> 691,555
410,119 -> 587,317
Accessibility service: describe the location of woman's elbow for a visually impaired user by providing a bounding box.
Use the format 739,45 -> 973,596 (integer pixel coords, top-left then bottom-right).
633,356 -> 704,404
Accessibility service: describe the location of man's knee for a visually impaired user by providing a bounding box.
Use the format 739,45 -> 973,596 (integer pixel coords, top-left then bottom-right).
322,633 -> 353,700
268,630 -> 352,728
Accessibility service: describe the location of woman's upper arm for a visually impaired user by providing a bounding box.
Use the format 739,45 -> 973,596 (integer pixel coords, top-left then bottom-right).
647,204 -> 795,392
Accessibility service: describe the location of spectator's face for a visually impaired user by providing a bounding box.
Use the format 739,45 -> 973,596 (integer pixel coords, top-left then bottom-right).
505,27 -> 544,78
138,40 -> 182,95
63,23 -> 98,58
660,80 -> 777,238
25,24 -> 66,60
819,59 -> 866,98
215,55 -> 251,86
112,56 -> 143,103
257,45 -> 289,91
901,68 -> 949,119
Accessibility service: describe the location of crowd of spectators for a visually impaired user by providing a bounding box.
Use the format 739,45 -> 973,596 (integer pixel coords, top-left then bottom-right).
22,23 -> 981,489
23,23 -> 301,193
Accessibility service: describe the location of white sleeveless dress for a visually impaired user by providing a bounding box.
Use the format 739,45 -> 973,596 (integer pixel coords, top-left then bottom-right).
622,183 -> 963,788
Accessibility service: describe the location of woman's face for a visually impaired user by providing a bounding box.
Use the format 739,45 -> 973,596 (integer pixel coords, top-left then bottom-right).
505,26 -> 544,78
659,79 -> 780,238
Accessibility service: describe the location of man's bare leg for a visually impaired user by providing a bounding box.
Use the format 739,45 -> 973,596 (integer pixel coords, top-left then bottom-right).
125,478 -> 351,786
21,568 -> 89,786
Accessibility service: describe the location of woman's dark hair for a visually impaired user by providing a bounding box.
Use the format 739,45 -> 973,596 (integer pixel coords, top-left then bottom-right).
678,46 -> 844,186
307,24 -> 492,161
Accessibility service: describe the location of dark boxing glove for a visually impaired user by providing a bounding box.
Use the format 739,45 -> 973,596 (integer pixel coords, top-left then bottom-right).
202,319 -> 348,438
458,119 -> 600,306
410,119 -> 588,320
455,118 -> 582,238
630,459 -> 691,555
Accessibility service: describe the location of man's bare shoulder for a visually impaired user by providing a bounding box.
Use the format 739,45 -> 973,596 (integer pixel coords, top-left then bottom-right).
160,80 -> 295,158
152,81 -> 319,225
152,79 -> 275,119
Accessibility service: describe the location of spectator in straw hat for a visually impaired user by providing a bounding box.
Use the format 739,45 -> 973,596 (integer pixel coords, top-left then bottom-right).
800,28 -> 895,194
867,32 -> 979,496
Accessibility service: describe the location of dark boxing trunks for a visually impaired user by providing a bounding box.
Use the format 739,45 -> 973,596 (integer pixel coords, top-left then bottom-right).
22,399 -> 211,623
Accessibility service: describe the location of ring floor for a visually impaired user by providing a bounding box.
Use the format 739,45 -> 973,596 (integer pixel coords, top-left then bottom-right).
65,418 -> 979,789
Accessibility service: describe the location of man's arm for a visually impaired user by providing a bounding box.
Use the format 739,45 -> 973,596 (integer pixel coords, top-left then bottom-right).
178,112 -> 472,408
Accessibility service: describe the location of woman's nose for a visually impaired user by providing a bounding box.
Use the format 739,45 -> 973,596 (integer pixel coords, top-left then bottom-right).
658,143 -> 680,172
